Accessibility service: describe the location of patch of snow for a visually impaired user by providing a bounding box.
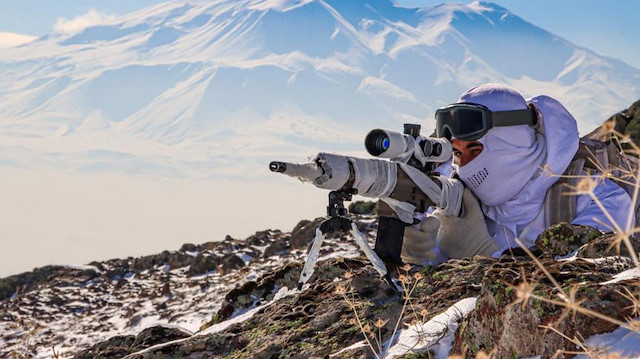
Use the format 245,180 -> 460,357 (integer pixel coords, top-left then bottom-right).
238,252 -> 255,265
202,286 -> 295,334
63,264 -> 101,272
129,286 -> 297,357
576,324 -> 640,358
601,268 -> 640,285
385,297 -> 478,359
329,340 -> 368,357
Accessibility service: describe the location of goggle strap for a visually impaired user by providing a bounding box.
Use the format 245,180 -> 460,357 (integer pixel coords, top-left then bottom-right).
491,106 -> 537,128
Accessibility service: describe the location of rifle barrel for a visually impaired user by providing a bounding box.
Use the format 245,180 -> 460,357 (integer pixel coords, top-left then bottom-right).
269,160 -> 323,182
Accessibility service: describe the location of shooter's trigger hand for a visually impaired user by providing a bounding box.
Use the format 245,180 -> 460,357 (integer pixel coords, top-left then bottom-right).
401,215 -> 439,265
434,188 -> 500,258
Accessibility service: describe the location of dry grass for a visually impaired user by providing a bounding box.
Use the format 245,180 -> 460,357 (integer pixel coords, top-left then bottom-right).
336,264 -> 423,359
509,126 -> 640,358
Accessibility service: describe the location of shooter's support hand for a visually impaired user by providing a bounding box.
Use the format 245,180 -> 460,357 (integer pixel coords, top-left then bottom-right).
434,188 -> 500,258
401,215 -> 439,265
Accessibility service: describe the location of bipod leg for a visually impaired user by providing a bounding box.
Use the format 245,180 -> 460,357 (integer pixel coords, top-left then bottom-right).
350,223 -> 401,293
297,227 -> 326,290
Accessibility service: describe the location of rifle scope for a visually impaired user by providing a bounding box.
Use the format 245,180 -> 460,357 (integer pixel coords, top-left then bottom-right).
364,127 -> 451,163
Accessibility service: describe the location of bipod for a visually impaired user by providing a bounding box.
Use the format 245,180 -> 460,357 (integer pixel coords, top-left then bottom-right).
297,190 -> 400,292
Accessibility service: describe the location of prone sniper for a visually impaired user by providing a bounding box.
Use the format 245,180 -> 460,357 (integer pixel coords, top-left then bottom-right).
270,124 -> 464,289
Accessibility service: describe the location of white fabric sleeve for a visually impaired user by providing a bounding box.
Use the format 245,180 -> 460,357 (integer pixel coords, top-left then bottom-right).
399,163 -> 464,216
350,156 -> 397,197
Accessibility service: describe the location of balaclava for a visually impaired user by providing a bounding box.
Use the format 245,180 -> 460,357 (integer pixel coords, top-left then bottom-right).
451,84 -> 546,206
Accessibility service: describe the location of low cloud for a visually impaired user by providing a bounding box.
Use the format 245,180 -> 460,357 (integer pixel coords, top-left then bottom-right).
54,8 -> 116,34
0,32 -> 37,48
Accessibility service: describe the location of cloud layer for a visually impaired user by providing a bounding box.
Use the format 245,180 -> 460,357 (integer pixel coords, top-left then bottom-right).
54,8 -> 116,34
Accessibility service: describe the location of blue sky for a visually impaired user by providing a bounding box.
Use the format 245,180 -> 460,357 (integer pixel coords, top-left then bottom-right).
0,0 -> 639,68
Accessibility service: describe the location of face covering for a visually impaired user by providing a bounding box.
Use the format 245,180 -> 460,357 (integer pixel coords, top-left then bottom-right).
452,125 -> 546,206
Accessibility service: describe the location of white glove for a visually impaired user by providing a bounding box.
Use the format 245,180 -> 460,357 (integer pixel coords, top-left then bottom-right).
401,216 -> 439,265
434,188 -> 500,258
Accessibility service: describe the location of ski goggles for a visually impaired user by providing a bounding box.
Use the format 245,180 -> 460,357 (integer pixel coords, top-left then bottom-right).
435,103 -> 537,141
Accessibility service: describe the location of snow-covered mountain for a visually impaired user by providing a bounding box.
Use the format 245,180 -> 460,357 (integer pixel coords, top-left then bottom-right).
1,0 -> 639,178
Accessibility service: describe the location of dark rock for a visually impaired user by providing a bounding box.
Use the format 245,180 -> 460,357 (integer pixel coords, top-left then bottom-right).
160,282 -> 171,297
219,255 -> 245,275
348,200 -> 377,215
263,238 -> 289,258
104,267 -> 127,280
245,230 -> 271,246
199,241 -> 218,251
73,326 -> 190,359
179,243 -> 197,252
73,335 -> 136,359
131,250 -> 194,273
618,99 -> 640,145
213,241 -> 235,254
577,232 -> 640,259
535,222 -> 602,257
0,265 -> 99,302
213,262 -> 302,323
130,326 -> 191,350
187,254 -> 221,276
289,218 -> 324,249
124,332 -> 239,358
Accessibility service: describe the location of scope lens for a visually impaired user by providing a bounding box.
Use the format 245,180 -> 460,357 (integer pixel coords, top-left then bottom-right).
365,129 -> 396,156
381,137 -> 389,151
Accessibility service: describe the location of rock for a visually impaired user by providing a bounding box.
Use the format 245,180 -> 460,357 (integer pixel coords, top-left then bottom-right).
160,282 -> 171,297
199,241 -> 218,251
74,335 -> 136,359
348,200 -> 377,215
263,238 -> 289,258
187,254 -> 221,276
451,258 -> 634,357
130,326 -> 191,350
213,262 -> 302,323
131,251 -> 193,273
534,222 -> 603,257
219,255 -> 245,274
0,266 -> 99,301
73,326 -> 190,359
245,230 -> 271,246
179,243 -> 197,252
577,232 -> 640,259
289,218 -> 324,249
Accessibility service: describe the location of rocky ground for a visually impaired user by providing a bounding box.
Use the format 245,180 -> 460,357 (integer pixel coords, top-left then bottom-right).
0,215 -> 370,358
2,214 -> 640,358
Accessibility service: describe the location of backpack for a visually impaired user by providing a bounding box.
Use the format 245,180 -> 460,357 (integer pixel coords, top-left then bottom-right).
544,111 -> 640,228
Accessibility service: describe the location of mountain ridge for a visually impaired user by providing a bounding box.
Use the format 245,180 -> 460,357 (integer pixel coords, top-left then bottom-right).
1,0 -> 638,179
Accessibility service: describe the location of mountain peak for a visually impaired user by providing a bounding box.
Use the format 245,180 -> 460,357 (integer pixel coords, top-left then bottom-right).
0,0 -> 638,179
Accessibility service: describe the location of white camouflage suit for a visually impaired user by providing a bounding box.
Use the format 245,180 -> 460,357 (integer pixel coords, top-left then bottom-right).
430,84 -> 632,261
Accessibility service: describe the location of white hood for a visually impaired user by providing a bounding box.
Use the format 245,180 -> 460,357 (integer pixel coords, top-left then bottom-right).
481,95 -> 579,243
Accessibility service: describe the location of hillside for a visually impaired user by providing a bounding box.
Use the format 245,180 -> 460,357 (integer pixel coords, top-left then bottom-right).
2,214 -> 640,358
